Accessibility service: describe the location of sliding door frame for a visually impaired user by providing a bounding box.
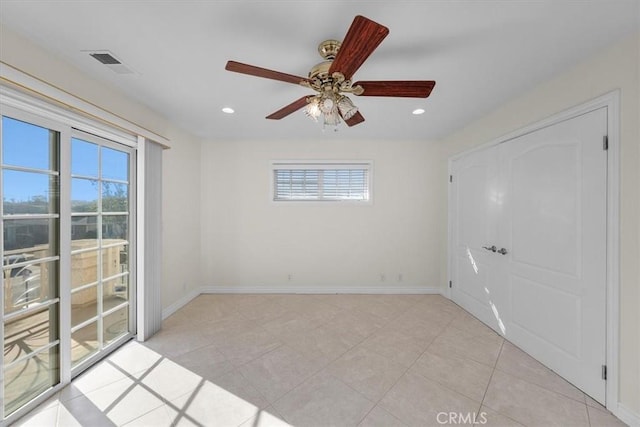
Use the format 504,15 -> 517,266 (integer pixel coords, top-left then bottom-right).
68,129 -> 137,378
1,89 -> 140,424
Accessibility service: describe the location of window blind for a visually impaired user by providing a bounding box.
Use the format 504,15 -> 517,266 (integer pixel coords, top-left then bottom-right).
273,162 -> 370,202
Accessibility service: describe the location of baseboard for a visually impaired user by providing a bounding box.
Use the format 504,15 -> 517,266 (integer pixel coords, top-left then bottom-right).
200,285 -> 442,295
161,287 -> 200,320
615,403 -> 640,427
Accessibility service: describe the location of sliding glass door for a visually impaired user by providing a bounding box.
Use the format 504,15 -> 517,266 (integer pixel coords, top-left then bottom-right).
70,133 -> 134,370
2,115 -> 61,416
1,110 -> 136,419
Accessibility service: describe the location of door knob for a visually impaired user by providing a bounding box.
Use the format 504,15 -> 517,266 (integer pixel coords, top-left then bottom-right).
482,245 -> 497,252
497,248 -> 508,255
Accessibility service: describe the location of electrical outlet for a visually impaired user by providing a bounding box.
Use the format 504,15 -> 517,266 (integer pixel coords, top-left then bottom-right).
398,274 -> 403,282
287,274 -> 292,282
380,273 -> 386,282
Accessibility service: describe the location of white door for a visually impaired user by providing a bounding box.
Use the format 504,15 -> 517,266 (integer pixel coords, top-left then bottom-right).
450,107 -> 608,403
450,146 -> 507,334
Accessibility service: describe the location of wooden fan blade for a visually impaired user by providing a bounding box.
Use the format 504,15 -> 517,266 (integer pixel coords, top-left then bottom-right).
328,15 -> 389,80
343,111 -> 365,127
266,96 -> 310,120
226,61 -> 310,85
354,80 -> 436,98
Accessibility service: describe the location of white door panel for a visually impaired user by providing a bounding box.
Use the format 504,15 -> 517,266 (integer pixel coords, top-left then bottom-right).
451,147 -> 506,333
450,107 -> 607,403
506,143 -> 581,276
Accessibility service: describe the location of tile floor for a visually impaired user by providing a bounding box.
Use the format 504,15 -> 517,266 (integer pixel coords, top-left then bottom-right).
13,294 -> 627,427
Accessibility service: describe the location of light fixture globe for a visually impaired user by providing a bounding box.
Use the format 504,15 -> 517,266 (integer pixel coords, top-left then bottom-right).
338,96 -> 358,120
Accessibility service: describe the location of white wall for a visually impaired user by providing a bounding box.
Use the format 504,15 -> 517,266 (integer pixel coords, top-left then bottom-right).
200,138 -> 441,293
0,24 -> 204,311
437,34 -> 640,420
162,132 -> 202,305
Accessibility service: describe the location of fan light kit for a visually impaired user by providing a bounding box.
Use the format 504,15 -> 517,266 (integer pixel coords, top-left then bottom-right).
225,15 -> 436,130
221,107 -> 235,114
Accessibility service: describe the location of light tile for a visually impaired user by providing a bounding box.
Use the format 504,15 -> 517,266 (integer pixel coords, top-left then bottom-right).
14,294 -> 599,427
587,405 -> 628,427
141,327 -> 210,358
213,369 -> 270,409
239,407 -> 293,427
65,376 -> 165,426
381,313 -> 447,342
483,370 -> 589,426
416,295 -> 467,316
585,394 -> 607,409
311,294 -> 365,310
352,297 -> 404,321
171,380 -> 260,427
326,346 -> 407,401
55,395 -> 113,427
323,309 -> 387,340
59,358 -> 132,401
212,294 -> 273,310
360,328 -> 430,367
179,295 -> 239,323
495,341 -> 585,402
199,313 -> 262,343
284,324 -> 360,365
235,299 -> 291,323
479,406 -> 524,426
122,404 -> 178,427
358,405 -> 407,427
380,371 -> 480,426
56,404 -> 84,427
13,404 -> 59,427
293,300 -> 344,323
449,312 -> 504,342
216,327 -> 283,366
171,343 -> 235,381
428,326 -> 503,367
140,358 -> 203,402
109,341 -> 165,377
412,350 -> 493,402
272,371 -> 375,427
261,311 -> 324,339
238,345 -> 324,403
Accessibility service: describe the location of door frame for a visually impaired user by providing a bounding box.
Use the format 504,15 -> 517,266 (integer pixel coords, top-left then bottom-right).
447,90 -> 620,411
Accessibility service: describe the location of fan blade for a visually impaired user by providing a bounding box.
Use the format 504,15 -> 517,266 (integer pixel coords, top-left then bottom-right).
328,15 -> 389,80
354,80 -> 436,98
266,96 -> 310,120
343,111 -> 365,127
226,61 -> 310,85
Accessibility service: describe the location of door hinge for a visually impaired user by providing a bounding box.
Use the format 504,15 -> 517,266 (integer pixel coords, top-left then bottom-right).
449,280 -> 452,288
449,175 -> 453,183
602,365 -> 607,380
603,135 -> 608,151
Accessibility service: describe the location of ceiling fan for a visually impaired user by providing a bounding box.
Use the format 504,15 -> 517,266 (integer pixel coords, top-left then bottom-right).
225,15 -> 436,128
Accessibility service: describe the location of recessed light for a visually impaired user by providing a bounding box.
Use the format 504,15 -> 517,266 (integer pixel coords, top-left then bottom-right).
222,107 -> 235,114
412,108 -> 425,115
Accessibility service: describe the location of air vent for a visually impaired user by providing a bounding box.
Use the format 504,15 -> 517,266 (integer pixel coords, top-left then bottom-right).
85,50 -> 134,74
90,52 -> 121,65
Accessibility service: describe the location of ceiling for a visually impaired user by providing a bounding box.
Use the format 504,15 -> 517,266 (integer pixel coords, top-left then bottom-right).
0,1 -> 638,141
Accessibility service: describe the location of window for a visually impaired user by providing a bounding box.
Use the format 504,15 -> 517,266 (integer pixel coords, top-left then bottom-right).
272,161 -> 371,202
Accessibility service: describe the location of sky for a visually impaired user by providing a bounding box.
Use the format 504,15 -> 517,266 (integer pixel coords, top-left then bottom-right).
2,116 -> 129,205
